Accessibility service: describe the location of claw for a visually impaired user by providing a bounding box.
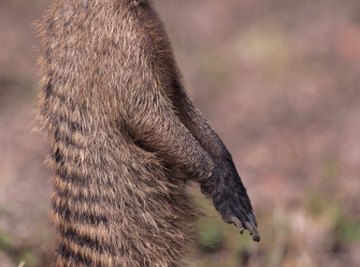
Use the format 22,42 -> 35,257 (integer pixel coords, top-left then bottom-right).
244,221 -> 260,242
252,234 -> 260,242
229,215 -> 259,241
230,216 -> 243,228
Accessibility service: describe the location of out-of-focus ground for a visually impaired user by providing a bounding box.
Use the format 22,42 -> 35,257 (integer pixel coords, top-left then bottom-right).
0,0 -> 359,266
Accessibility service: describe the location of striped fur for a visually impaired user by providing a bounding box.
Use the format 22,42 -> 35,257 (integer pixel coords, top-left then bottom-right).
37,0 -> 259,266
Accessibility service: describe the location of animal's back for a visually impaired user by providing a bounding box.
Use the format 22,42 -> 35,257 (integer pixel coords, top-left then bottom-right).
38,1 -> 196,266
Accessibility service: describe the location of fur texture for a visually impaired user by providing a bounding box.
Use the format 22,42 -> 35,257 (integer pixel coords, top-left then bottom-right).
37,0 -> 259,266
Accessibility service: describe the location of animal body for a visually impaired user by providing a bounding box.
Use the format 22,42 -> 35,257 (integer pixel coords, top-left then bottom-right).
37,0 -> 259,266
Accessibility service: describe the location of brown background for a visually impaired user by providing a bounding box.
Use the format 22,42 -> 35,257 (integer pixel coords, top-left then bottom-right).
0,0 -> 359,266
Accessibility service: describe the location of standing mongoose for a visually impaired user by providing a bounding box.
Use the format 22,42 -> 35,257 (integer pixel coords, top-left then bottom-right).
37,0 -> 260,266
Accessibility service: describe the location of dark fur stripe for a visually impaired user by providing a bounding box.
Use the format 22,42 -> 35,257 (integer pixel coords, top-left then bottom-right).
52,201 -> 108,226
59,242 -> 93,266
56,114 -> 87,133
54,185 -> 115,204
58,225 -> 114,254
45,82 -> 52,100
54,128 -> 85,149
54,147 -> 63,166
54,166 -> 90,187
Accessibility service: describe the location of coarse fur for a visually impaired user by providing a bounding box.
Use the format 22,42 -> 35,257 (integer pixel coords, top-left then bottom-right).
36,0 -> 259,266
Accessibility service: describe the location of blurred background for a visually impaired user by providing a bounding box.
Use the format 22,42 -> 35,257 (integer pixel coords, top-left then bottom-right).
0,0 -> 359,266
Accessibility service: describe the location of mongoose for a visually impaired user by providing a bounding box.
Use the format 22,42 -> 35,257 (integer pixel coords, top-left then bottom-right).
37,0 -> 260,266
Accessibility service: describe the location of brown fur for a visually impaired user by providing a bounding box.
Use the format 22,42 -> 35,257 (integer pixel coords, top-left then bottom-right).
37,0 -> 259,266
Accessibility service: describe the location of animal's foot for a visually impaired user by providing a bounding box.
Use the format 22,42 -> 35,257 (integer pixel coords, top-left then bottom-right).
201,157 -> 260,242
212,186 -> 260,242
